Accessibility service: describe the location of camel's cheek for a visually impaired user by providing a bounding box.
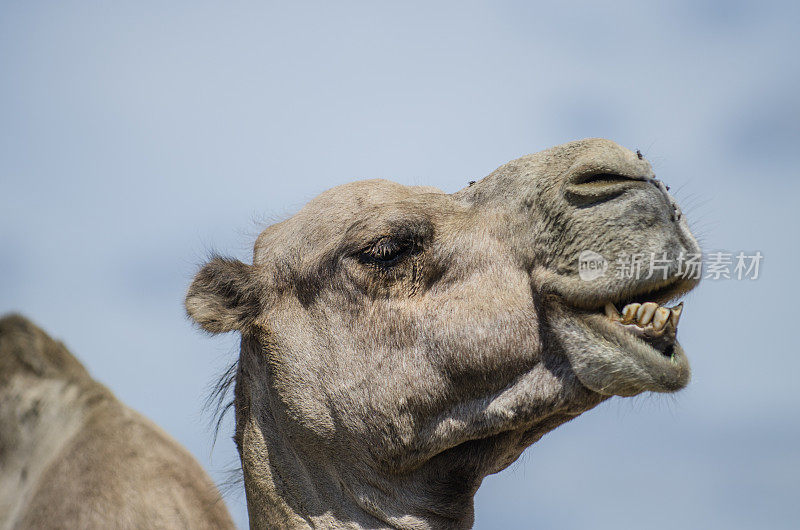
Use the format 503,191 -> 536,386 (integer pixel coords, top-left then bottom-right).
253,267 -> 543,467
418,269 -> 541,383
337,272 -> 546,463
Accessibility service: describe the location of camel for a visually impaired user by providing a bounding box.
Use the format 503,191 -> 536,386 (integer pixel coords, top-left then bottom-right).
187,138 -> 701,529
0,315 -> 235,529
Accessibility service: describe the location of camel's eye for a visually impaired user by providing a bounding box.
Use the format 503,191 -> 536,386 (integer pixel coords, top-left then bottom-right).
571,172 -> 634,186
360,237 -> 412,266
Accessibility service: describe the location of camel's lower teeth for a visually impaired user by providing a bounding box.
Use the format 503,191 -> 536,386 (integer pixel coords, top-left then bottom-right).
604,301 -> 683,332
652,307 -> 670,331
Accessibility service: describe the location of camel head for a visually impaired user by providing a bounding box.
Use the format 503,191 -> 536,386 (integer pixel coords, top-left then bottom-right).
186,138 -> 700,528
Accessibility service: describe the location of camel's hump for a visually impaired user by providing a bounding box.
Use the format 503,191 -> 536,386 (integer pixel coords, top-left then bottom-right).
0,313 -> 91,383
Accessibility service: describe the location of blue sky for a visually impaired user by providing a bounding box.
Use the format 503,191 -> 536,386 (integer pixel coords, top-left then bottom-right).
1,2 -> 798,528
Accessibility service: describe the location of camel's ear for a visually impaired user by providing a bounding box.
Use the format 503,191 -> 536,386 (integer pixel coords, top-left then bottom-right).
185,256 -> 261,333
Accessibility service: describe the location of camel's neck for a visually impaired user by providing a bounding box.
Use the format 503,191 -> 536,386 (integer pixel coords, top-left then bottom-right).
229,332 -> 607,529
233,356 -> 478,529
237,413 -> 408,528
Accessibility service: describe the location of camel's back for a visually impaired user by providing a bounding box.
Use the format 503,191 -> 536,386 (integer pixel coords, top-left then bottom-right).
0,314 -> 235,530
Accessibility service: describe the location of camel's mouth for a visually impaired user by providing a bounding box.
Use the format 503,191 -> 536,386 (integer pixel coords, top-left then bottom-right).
550,277 -> 698,396
581,275 -> 696,356
598,300 -> 682,358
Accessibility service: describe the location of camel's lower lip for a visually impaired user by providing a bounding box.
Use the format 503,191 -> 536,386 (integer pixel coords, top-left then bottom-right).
578,308 -> 690,391
607,320 -> 676,357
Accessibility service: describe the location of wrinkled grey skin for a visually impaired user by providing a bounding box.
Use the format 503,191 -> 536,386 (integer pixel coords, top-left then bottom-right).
186,138 -> 701,529
0,315 -> 235,530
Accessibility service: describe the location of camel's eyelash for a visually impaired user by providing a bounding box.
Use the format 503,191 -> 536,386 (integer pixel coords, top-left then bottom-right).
358,237 -> 414,266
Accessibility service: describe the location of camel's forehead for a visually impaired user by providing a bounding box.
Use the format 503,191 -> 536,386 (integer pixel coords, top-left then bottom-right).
295,179 -> 446,227
253,179 -> 446,262
314,179 -> 445,207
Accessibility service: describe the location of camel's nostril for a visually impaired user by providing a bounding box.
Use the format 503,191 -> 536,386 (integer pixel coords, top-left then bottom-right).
649,177 -> 681,221
563,173 -> 646,208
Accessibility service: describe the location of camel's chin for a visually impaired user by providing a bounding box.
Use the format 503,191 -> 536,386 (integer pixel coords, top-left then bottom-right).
548,300 -> 691,397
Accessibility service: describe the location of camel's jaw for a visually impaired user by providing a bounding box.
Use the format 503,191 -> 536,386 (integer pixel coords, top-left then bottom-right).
546,278 -> 698,397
